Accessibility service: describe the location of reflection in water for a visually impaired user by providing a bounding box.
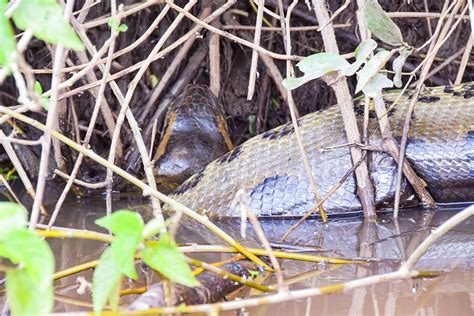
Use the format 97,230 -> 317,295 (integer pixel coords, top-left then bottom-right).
15,196 -> 474,314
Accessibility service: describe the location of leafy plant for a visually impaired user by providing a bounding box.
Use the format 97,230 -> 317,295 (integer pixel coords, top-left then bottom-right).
0,0 -> 83,71
0,202 -> 54,315
93,210 -> 199,314
0,0 -> 16,68
283,0 -> 411,98
34,81 -> 51,111
108,18 -> 128,33
12,0 -> 84,51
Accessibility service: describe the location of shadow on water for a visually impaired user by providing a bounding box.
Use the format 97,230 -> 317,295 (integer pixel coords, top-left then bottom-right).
10,194 -> 474,314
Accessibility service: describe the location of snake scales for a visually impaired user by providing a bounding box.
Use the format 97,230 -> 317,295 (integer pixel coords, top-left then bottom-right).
154,83 -> 474,219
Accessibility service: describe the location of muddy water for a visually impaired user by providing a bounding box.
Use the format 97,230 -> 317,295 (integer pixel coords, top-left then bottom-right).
24,197 -> 474,314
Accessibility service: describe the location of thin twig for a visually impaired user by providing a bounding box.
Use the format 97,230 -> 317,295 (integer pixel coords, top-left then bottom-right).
312,0 -> 376,218
47,2 -> 123,229
454,34 -> 473,84
29,0 -> 74,230
54,169 -> 109,189
394,1 -> 467,217
165,0 -> 302,61
280,0 -> 326,221
140,7 -> 212,122
247,0 -> 265,100
232,189 -> 283,287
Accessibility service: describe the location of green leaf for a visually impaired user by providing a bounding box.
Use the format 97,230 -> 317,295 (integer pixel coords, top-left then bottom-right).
149,74 -> 159,88
0,230 -> 54,288
142,233 -> 199,287
108,18 -> 127,32
283,52 -> 350,90
34,80 -> 43,94
0,202 -> 27,241
392,48 -> 412,87
40,97 -> 51,111
118,23 -> 128,33
355,50 -> 393,94
341,39 -> 378,76
93,247 -> 123,315
362,73 -> 393,97
12,0 -> 84,51
107,18 -> 117,28
6,269 -> 53,315
0,0 -> 16,68
96,210 -> 144,279
95,210 -> 144,235
365,0 -> 404,46
34,81 -> 50,111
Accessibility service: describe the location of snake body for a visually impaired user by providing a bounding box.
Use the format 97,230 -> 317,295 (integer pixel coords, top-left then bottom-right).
160,83 -> 474,218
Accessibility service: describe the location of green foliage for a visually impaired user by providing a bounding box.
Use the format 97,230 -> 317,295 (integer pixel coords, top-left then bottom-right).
93,211 -> 199,314
0,202 -> 54,316
0,0 -> 16,68
282,52 -> 350,90
108,18 -> 128,33
149,74 -> 160,88
0,230 -> 54,287
95,210 -> 144,279
355,50 -> 393,94
12,0 -> 84,51
283,2 -> 411,99
392,48 -> 413,87
361,73 -> 393,97
92,247 -> 123,315
118,23 -> 128,33
0,202 -> 27,240
6,269 -> 53,315
142,233 -> 199,288
34,81 -> 51,111
341,39 -> 378,76
365,0 -> 404,46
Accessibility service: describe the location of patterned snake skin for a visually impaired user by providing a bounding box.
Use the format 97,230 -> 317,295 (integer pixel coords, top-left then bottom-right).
163,83 -> 474,218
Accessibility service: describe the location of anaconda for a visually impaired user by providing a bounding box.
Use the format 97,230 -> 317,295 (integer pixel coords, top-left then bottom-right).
157,83 -> 474,218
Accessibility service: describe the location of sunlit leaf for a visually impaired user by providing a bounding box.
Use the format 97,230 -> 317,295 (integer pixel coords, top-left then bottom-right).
6,269 -> 53,315
118,24 -> 128,33
355,50 -> 393,94
283,52 -> 350,90
365,0 -> 404,46
96,210 -> 144,279
0,230 -> 54,288
34,81 -> 50,111
341,39 -> 378,76
12,0 -> 84,50
142,233 -> 199,287
0,202 -> 27,241
107,18 -> 117,28
93,247 -> 123,315
96,210 -> 144,236
392,48 -> 412,87
362,73 -> 394,97
149,74 -> 159,88
0,0 -> 16,68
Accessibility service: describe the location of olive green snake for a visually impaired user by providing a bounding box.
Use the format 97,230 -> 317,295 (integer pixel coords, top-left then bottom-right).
154,83 -> 474,219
